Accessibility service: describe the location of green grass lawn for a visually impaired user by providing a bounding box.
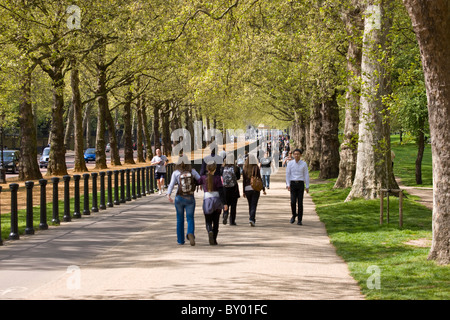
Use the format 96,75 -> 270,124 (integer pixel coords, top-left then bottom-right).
391,134 -> 433,187
308,135 -> 449,300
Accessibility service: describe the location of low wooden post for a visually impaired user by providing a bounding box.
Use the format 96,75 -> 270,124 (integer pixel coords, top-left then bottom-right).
380,190 -> 384,225
399,190 -> 403,228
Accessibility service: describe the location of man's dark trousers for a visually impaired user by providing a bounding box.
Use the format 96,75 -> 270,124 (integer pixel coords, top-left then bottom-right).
290,181 -> 304,222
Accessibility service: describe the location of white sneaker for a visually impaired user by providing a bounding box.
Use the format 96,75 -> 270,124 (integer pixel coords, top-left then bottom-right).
159,190 -> 162,195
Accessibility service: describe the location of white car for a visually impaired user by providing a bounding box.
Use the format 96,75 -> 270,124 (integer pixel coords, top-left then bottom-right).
39,147 -> 50,168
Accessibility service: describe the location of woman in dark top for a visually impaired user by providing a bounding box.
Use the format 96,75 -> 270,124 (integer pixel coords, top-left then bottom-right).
199,162 -> 228,245
242,154 -> 266,227
221,155 -> 241,225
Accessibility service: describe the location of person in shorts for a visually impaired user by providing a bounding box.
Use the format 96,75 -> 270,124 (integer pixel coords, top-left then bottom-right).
151,148 -> 168,195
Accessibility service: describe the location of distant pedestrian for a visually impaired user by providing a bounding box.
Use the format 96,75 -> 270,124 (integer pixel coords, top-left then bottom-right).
200,143 -> 222,176
221,154 -> 241,225
151,148 -> 169,195
259,151 -> 272,189
167,161 -> 201,246
282,151 -> 293,167
286,148 -> 309,225
199,161 -> 227,245
242,154 -> 266,227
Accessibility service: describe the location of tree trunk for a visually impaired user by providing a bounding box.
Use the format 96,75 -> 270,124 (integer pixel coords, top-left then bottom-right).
64,102 -> 74,150
403,0 -> 450,264
320,91 -> 340,179
335,2 -> 363,188
136,97 -> 145,163
71,59 -> 88,172
18,61 -> 42,181
306,103 -> 321,171
415,125 -> 424,185
346,2 -> 394,200
161,103 -> 172,157
153,103 -> 161,150
95,62 -> 108,169
141,96 -> 153,161
105,104 -> 121,166
46,57 -> 68,176
123,90 -> 135,164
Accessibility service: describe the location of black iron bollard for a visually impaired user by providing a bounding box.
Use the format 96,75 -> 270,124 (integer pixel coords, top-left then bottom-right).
73,175 -> 81,219
99,171 -> 106,210
126,169 -> 131,201
63,175 -> 72,222
91,172 -> 98,212
83,173 -> 90,215
39,179 -> 48,230
25,181 -> 35,235
131,169 -> 136,200
107,171 -> 113,207
9,183 -> 20,240
150,166 -> 155,194
120,169 -> 125,203
136,167 -> 141,198
146,166 -> 150,195
114,170 -> 120,205
51,177 -> 60,225
141,167 -> 146,197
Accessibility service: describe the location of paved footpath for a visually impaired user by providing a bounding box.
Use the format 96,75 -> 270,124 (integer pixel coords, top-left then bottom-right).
0,168 -> 364,300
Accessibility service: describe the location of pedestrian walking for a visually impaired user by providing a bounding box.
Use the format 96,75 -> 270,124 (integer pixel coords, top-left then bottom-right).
242,154 -> 266,227
167,161 -> 201,246
259,151 -> 272,189
221,154 -> 241,225
151,148 -> 169,195
286,148 -> 309,225
199,161 -> 227,245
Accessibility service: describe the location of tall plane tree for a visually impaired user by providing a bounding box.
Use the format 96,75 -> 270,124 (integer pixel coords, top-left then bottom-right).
402,0 -> 450,265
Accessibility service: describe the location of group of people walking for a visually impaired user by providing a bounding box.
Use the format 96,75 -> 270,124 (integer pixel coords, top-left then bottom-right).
161,145 -> 309,246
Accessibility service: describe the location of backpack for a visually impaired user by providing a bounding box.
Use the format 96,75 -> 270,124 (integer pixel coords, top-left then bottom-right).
222,166 -> 237,188
177,170 -> 196,196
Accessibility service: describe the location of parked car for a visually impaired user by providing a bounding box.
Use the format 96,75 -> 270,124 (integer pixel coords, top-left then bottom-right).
84,148 -> 96,162
39,147 -> 50,168
0,150 -> 20,173
106,143 -> 110,152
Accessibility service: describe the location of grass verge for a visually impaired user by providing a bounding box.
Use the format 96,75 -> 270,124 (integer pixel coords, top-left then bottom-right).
309,179 -> 449,300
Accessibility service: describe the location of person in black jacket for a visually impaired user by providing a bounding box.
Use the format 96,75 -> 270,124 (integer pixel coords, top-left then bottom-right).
221,154 -> 241,225
242,154 -> 266,227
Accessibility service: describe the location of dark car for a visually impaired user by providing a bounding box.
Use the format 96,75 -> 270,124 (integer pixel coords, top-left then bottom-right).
84,148 -> 96,162
1,150 -> 19,173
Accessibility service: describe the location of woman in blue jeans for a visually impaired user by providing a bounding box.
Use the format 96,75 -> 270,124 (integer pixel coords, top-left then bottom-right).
167,162 -> 201,245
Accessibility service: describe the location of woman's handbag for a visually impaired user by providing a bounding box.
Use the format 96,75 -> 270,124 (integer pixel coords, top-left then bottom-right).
250,166 -> 263,192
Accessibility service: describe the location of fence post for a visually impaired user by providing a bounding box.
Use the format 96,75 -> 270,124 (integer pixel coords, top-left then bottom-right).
150,166 -> 155,193
63,175 -> 72,221
114,170 -> 120,205
25,181 -> 35,235
380,190 -> 384,225
141,167 -> 146,197
83,173 -> 90,215
131,169 -> 136,199
51,177 -> 60,225
146,166 -> 150,195
73,175 -> 81,218
136,167 -> 141,198
9,183 -> 20,240
99,171 -> 106,210
91,172 -> 99,212
107,171 -> 113,207
120,169 -> 125,203
399,190 -> 403,228
39,179 -> 48,230
126,169 -> 131,201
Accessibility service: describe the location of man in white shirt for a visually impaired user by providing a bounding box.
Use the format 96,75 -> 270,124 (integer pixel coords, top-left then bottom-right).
286,148 -> 309,225
151,148 -> 168,195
